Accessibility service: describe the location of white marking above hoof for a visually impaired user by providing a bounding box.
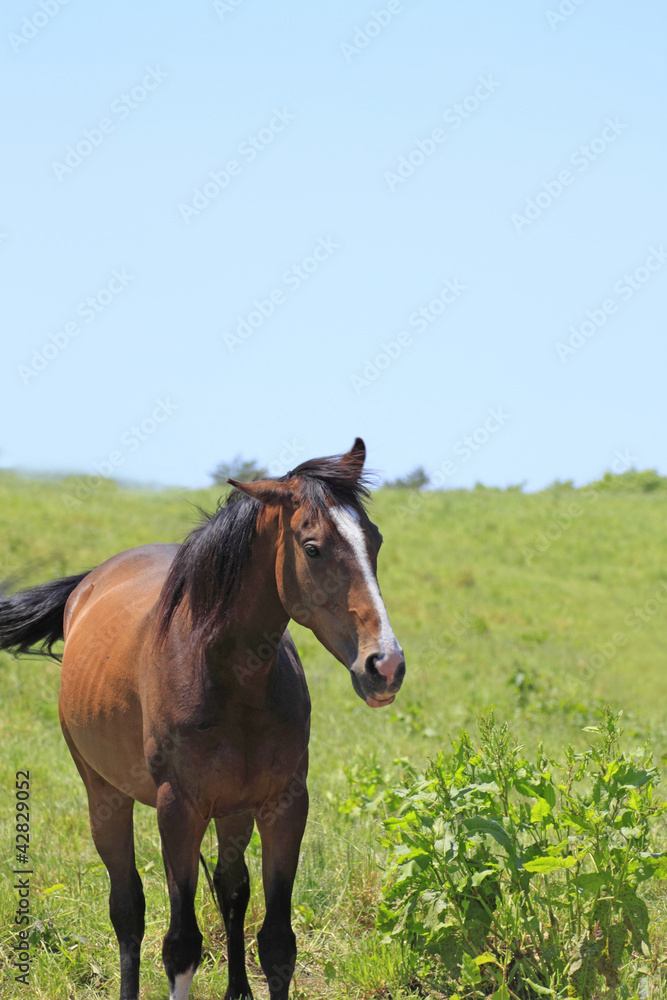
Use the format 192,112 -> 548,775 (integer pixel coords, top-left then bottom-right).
169,966 -> 196,1000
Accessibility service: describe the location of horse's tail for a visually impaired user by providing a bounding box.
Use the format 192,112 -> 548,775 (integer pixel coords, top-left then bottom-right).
0,573 -> 89,660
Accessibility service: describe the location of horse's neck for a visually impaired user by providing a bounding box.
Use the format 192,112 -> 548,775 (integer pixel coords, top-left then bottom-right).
208,506 -> 289,688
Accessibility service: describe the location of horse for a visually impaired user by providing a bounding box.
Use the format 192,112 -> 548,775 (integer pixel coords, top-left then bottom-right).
0,438 -> 405,1000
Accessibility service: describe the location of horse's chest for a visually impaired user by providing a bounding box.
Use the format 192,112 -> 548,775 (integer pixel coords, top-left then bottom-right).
211,737 -> 305,814
151,712 -> 308,816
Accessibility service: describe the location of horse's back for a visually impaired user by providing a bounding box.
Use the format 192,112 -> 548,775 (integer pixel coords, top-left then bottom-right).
64,542 -> 178,641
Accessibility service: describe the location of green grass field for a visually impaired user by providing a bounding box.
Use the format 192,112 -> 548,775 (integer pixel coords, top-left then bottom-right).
2,470 -> 667,998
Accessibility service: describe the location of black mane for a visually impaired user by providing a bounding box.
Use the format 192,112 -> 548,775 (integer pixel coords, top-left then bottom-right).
155,452 -> 372,645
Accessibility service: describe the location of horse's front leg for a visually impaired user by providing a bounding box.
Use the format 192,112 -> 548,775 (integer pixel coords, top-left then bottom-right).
213,812 -> 255,1000
256,772 -> 309,1000
157,782 -> 208,1000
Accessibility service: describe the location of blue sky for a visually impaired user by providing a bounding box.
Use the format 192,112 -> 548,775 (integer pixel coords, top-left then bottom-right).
2,0 -> 666,490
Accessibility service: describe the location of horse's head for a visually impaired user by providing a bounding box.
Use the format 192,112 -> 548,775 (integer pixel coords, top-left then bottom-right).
228,438 -> 405,707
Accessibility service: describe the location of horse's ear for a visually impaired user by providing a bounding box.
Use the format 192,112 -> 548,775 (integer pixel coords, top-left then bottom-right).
227,478 -> 295,506
343,437 -> 366,479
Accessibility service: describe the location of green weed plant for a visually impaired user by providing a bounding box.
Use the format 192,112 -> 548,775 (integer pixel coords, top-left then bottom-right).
375,710 -> 667,998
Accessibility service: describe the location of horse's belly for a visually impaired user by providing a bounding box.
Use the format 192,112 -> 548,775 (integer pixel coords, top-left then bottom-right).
59,546 -> 172,807
60,646 -> 158,806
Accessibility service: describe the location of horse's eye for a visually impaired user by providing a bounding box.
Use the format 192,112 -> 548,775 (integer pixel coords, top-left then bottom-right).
304,543 -> 320,558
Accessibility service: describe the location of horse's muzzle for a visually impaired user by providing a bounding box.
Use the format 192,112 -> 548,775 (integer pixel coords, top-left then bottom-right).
350,647 -> 406,707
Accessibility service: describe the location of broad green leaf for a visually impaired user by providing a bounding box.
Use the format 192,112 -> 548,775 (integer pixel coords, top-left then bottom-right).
471,868 -> 496,887
474,951 -> 497,965
613,763 -> 653,789
647,855 -> 667,879
618,887 -> 650,944
462,816 -> 515,855
629,787 -> 643,810
516,779 -> 556,810
472,781 -> 500,794
530,797 -> 552,822
542,782 -> 557,808
604,760 -> 620,783
514,780 -> 537,798
560,809 -> 594,833
461,952 -> 482,984
523,978 -> 556,995
491,988 -> 510,1000
42,883 -> 66,894
522,855 -> 576,873
576,872 -> 607,893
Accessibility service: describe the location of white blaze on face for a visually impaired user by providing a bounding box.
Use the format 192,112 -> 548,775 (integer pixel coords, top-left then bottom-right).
329,506 -> 401,654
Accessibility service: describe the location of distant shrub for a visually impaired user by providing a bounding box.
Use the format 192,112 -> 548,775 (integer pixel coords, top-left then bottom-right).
472,482 -> 527,493
590,468 -> 667,493
363,710 -> 667,998
545,478 -> 576,491
384,467 -> 430,490
211,456 -> 268,486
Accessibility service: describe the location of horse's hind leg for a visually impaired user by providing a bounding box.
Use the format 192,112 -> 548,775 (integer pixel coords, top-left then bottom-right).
62,726 -> 145,1000
213,813 -> 254,1000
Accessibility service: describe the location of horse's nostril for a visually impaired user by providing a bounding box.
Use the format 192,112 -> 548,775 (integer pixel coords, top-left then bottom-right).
364,654 -> 405,688
365,653 -> 381,678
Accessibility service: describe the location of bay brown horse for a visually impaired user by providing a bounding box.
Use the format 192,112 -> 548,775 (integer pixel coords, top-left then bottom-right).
0,439 -> 405,1000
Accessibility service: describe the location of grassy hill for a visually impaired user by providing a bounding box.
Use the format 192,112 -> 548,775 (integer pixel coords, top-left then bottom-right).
1,471 -> 667,998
